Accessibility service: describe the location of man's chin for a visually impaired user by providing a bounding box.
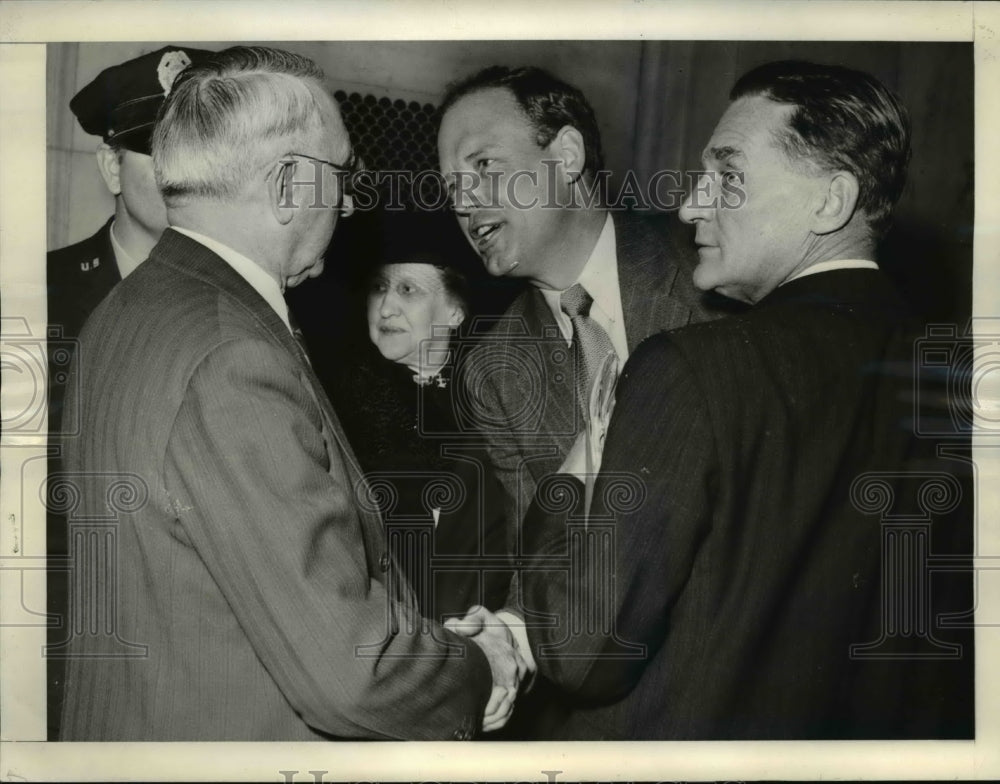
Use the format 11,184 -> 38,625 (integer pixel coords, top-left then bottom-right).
691,263 -> 717,293
483,254 -> 522,278
288,262 -> 324,288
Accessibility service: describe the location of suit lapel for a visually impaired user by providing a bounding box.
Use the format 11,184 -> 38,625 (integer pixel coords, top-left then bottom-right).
613,212 -> 693,353
294,348 -> 391,579
523,289 -> 578,463
74,220 -> 123,327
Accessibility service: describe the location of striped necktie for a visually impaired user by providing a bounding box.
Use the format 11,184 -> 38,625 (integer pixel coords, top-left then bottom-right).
560,283 -> 616,418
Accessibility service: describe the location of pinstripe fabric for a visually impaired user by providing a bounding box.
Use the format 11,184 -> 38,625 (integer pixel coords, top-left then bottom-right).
46,218 -> 121,737
522,270 -> 974,739
59,229 -> 490,740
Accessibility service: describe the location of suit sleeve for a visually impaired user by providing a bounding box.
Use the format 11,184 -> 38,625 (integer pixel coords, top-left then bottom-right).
521,334 -> 717,703
460,347 -> 554,617
162,337 -> 492,739
460,356 -> 528,541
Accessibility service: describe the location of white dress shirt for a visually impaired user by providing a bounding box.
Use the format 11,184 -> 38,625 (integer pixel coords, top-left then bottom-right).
540,213 -> 629,365
109,220 -> 143,280
171,226 -> 293,335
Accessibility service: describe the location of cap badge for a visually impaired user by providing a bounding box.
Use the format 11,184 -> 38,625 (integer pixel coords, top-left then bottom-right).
157,50 -> 192,96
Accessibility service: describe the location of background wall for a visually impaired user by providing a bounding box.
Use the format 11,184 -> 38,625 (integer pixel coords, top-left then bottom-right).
47,40 -> 973,324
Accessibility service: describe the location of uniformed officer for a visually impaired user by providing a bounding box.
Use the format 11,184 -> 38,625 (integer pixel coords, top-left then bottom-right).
47,45 -> 212,421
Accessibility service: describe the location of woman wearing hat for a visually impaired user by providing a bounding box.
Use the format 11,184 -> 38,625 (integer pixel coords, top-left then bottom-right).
338,213 -> 511,623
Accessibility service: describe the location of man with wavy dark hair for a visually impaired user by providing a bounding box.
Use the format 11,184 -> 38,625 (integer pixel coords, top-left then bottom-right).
438,66 -> 728,737
437,69 -> 727,737
518,60 -> 973,739
440,65 -> 606,185
729,59 -> 910,241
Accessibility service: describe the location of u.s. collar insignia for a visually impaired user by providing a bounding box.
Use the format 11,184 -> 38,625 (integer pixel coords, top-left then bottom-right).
80,257 -> 99,271
157,50 -> 192,96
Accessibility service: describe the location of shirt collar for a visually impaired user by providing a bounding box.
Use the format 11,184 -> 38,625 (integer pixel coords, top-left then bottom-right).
576,213 -> 620,319
109,220 -> 142,279
784,259 -> 879,285
541,212 -> 620,324
170,226 -> 292,334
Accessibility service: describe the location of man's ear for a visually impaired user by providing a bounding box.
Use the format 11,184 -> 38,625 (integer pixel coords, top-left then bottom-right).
549,125 -> 587,184
266,160 -> 296,226
448,300 -> 467,329
813,170 -> 860,235
95,144 -> 122,196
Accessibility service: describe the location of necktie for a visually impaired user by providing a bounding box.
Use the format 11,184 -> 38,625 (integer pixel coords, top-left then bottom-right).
560,283 -> 616,418
288,312 -> 312,368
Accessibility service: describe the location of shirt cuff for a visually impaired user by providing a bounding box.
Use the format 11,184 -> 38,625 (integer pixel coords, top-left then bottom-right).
496,610 -> 538,690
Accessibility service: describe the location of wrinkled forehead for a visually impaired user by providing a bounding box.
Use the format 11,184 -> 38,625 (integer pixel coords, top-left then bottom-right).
373,262 -> 448,290
702,96 -> 797,165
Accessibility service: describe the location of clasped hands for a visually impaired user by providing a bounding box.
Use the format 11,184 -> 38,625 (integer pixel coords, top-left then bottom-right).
444,605 -> 534,733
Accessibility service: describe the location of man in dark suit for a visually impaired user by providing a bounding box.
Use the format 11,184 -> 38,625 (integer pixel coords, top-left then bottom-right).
515,60 -> 974,739
59,46 -> 526,741
44,45 -> 210,739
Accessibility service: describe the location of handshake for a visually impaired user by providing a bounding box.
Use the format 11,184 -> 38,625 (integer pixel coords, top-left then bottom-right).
444,605 -> 535,733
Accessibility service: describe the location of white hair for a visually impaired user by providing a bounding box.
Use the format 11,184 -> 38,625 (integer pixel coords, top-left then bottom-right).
152,46 -> 331,205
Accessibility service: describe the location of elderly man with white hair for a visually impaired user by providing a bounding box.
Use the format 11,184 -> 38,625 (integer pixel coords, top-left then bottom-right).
59,45 -> 525,741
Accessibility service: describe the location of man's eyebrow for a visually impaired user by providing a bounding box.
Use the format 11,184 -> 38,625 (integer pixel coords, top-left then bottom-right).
462,146 -> 485,163
702,145 -> 744,166
464,141 -> 508,163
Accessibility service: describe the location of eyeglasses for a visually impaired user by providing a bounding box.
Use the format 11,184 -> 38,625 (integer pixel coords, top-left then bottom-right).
278,150 -> 366,198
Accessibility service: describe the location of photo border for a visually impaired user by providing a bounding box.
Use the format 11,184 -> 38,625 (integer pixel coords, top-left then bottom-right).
2,1 -> 998,780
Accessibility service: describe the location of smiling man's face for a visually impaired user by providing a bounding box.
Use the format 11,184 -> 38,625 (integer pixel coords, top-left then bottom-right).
437,87 -> 575,286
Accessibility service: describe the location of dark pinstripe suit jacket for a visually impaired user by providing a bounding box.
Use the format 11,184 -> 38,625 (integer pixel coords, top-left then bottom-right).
46,218 -> 121,739
522,269 -> 974,739
461,210 -> 723,552
60,229 -> 490,741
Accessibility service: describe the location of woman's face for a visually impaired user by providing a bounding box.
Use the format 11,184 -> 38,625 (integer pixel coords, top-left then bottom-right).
367,263 -> 465,369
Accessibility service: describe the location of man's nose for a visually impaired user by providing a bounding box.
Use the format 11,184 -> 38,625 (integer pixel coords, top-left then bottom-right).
451,190 -> 475,217
679,173 -> 715,225
340,194 -> 355,218
449,172 -> 486,216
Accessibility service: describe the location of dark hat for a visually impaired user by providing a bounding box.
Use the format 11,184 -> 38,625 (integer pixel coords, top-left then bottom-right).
363,211 -> 480,304
69,45 -> 213,155
373,210 -> 480,276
